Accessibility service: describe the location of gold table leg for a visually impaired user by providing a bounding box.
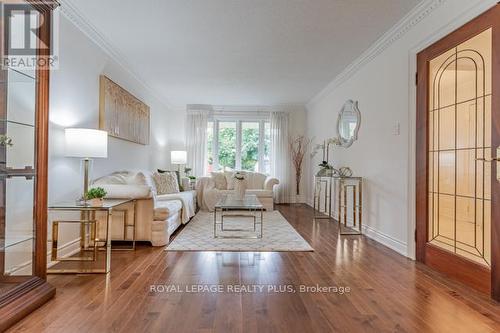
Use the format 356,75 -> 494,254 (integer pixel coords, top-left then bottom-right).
111,200 -> 137,251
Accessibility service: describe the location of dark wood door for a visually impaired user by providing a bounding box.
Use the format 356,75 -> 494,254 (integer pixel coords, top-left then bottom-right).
416,4 -> 500,300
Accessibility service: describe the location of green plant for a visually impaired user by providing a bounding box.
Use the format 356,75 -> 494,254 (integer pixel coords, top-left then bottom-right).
213,126 -> 262,171
0,135 -> 13,147
85,187 -> 107,200
188,176 -> 196,180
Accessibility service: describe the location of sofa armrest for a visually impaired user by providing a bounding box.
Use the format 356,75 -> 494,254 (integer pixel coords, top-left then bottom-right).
264,177 -> 279,191
196,176 -> 214,189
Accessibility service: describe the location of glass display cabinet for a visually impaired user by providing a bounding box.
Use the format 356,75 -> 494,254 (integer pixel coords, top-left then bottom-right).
0,1 -> 58,329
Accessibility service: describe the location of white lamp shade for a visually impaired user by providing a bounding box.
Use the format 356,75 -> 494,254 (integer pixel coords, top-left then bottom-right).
171,150 -> 187,165
65,128 -> 108,158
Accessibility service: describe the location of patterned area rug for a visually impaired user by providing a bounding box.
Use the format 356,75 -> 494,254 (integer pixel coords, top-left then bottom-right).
166,211 -> 313,252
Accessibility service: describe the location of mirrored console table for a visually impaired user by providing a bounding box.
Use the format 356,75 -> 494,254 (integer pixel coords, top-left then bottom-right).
313,176 -> 333,219
336,177 -> 363,235
313,175 -> 363,235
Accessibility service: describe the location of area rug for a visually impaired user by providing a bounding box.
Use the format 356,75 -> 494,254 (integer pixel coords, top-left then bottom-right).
166,211 -> 313,252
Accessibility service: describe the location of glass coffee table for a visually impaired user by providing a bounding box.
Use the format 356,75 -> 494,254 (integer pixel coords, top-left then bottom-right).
214,195 -> 264,239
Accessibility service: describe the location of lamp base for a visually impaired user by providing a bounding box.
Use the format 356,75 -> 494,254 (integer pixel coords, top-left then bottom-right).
83,158 -> 91,198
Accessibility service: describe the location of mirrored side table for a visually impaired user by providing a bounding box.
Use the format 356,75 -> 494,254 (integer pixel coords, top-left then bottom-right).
47,199 -> 136,274
313,176 -> 333,219
336,176 -> 363,235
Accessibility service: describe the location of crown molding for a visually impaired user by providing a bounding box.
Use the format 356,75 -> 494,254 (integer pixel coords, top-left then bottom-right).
307,0 -> 447,109
211,104 -> 306,113
59,0 -> 176,110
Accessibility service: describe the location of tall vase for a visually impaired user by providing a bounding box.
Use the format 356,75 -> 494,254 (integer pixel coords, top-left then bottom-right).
234,179 -> 246,200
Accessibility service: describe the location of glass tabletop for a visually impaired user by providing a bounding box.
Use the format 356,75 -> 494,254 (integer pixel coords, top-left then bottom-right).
49,199 -> 133,211
215,195 -> 263,209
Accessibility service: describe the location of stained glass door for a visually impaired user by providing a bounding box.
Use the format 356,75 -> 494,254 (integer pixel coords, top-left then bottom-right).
428,28 -> 492,267
417,5 -> 500,299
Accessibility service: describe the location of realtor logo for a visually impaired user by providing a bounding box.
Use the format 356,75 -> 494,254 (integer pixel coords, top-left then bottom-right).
1,1 -> 59,70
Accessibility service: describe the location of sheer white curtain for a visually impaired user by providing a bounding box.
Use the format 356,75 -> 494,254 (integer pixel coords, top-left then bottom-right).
185,107 -> 210,177
270,112 -> 290,203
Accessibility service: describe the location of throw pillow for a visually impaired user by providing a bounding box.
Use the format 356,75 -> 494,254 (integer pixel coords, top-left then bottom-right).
211,171 -> 227,190
158,169 -> 183,191
152,171 -> 180,195
224,171 -> 235,190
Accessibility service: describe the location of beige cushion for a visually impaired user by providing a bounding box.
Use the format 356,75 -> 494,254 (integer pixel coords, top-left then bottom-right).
211,171 -> 227,190
153,200 -> 182,220
224,171 -> 235,190
93,171 -> 147,186
152,171 -> 179,195
216,171 -> 267,190
97,184 -> 151,199
245,189 -> 273,197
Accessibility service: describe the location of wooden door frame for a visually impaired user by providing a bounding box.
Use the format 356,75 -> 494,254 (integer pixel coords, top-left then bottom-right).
416,4 -> 500,300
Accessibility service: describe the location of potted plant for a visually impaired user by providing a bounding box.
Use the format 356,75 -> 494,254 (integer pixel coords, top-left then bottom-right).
85,187 -> 107,206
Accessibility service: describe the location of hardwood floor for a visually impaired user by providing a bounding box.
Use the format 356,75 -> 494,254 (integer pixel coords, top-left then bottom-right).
7,204 -> 500,332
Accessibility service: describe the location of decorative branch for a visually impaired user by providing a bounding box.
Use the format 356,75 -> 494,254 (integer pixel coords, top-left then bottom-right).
289,135 -> 312,196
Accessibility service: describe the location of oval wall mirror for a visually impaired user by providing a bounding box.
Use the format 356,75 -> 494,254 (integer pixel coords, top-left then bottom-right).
337,100 -> 361,147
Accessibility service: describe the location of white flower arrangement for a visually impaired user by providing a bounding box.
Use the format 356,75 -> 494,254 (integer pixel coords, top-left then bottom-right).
311,137 -> 340,158
311,143 -> 324,157
327,137 -> 341,146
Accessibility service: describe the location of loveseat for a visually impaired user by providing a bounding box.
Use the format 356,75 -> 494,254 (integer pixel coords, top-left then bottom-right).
196,171 -> 279,211
91,171 -> 196,246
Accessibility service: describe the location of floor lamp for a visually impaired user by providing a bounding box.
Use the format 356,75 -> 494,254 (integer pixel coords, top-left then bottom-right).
65,128 -> 108,199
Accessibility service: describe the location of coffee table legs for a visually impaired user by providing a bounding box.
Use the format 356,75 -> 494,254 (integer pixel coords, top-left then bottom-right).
213,207 -> 263,239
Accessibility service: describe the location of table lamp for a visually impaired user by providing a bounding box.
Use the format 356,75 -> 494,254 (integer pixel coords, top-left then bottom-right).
171,150 -> 187,172
65,128 -> 108,198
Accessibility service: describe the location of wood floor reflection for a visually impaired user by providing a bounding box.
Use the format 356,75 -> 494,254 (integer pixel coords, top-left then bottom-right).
8,204 -> 500,332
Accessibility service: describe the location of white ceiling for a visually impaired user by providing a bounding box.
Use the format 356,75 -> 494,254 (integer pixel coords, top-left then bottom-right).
67,0 -> 421,108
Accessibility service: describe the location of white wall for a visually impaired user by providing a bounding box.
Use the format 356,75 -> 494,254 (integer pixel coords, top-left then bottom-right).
306,0 -> 496,257
47,15 -> 176,259
49,15 -> 174,202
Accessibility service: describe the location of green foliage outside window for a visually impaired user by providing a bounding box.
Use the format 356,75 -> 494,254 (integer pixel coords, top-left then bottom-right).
218,127 -> 236,169
208,122 -> 268,173
241,127 -> 259,171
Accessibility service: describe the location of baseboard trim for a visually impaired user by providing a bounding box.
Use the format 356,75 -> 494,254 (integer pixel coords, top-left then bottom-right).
362,225 -> 407,256
4,237 -> 81,275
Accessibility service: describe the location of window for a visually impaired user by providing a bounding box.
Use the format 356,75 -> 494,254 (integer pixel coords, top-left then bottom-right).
207,120 -> 270,174
218,122 -> 236,170
241,122 -> 259,171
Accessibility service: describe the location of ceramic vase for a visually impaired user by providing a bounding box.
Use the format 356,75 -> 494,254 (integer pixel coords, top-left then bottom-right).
89,198 -> 104,207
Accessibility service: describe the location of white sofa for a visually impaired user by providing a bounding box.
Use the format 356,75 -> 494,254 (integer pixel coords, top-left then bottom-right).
196,171 -> 279,211
91,171 -> 196,246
